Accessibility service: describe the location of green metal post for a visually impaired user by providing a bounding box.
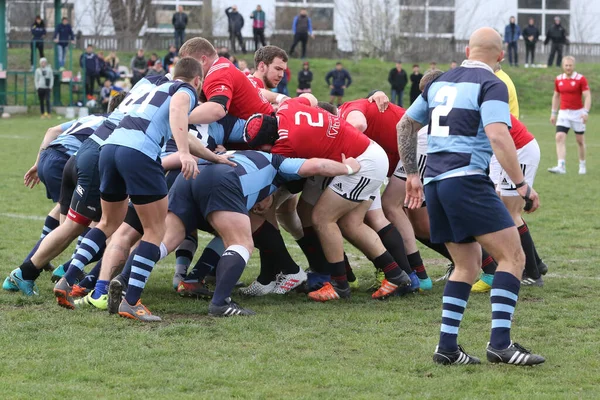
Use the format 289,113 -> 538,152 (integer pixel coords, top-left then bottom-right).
53,0 -> 62,106
0,0 -> 7,105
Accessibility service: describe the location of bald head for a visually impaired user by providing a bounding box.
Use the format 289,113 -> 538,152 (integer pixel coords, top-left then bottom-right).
467,27 -> 504,68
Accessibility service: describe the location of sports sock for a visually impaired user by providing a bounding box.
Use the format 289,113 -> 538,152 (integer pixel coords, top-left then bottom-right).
407,251 -> 428,280
329,260 -> 349,289
24,215 -> 60,262
64,228 -> 107,285
211,245 -> 250,306
416,236 -> 453,262
19,260 -> 42,281
558,159 -> 565,168
344,254 -> 356,282
174,234 -> 198,278
120,250 -> 136,281
372,251 -> 404,285
518,224 -> 540,279
297,227 -> 328,274
91,280 -> 109,299
185,247 -> 221,283
523,221 -> 543,265
69,226 -> 91,261
78,259 -> 102,289
253,222 -> 281,284
438,280 -> 471,353
377,224 -> 412,275
490,271 -> 520,350
481,249 -> 498,275
256,221 -> 300,278
124,241 -> 160,305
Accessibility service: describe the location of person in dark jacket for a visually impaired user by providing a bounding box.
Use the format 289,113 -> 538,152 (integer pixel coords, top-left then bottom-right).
388,61 -> 408,107
522,17 -> 540,67
30,16 -> 46,69
325,62 -> 352,106
250,5 -> 266,50
130,48 -> 147,86
226,5 -> 246,54
504,16 -> 521,67
289,9 -> 314,59
172,5 -> 188,49
164,45 -> 178,71
53,17 -> 75,69
409,64 -> 424,105
545,16 -> 568,67
296,61 -> 313,96
79,44 -> 101,99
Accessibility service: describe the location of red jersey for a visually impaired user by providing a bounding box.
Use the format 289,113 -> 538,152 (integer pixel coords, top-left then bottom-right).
555,72 -> 589,110
248,74 -> 265,89
203,57 -> 273,120
272,98 -> 371,162
509,115 -> 534,150
339,99 -> 405,176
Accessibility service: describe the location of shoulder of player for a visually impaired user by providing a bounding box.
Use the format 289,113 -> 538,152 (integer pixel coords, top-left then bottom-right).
206,58 -> 233,78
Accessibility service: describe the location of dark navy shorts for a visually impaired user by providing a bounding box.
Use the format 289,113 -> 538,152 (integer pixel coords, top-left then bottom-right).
59,155 -> 77,216
99,144 -> 167,203
38,148 -> 69,202
330,87 -> 344,97
70,139 -> 102,223
168,164 -> 247,235
424,174 -> 515,244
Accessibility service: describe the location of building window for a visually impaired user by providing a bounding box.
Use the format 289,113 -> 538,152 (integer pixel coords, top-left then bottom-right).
517,0 -> 569,38
274,0 -> 335,34
399,0 -> 455,38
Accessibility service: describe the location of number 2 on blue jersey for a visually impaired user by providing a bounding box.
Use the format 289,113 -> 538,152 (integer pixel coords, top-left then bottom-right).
430,86 -> 457,137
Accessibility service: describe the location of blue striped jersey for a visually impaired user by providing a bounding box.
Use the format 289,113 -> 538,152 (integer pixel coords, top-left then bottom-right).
48,114 -> 106,156
105,80 -> 197,160
89,74 -> 171,145
161,114 -> 246,157
406,61 -> 511,184
200,150 -> 305,210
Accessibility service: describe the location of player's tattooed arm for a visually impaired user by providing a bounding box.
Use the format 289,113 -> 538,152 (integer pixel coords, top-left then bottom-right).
397,115 -> 423,175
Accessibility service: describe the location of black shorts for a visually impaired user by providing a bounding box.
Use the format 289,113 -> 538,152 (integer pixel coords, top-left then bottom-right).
69,139 -> 102,224
330,87 -> 344,97
59,155 -> 77,216
168,164 -> 247,235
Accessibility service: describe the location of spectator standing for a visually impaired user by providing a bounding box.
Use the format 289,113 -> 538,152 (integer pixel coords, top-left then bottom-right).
147,53 -> 159,68
429,61 -> 437,71
100,79 -> 113,111
450,61 -> 458,69
545,16 -> 568,67
130,48 -> 147,85
163,45 -> 178,71
250,5 -> 267,50
238,59 -> 250,74
168,56 -> 180,75
226,5 -> 246,54
409,64 -> 424,105
30,16 -> 46,69
325,62 -> 351,107
53,17 -> 75,70
296,61 -> 313,96
289,9 -> 314,59
276,66 -> 291,96
146,59 -> 166,77
522,17 -> 540,67
504,16 -> 521,67
172,5 -> 188,49
34,57 -> 53,118
388,61 -> 408,107
79,44 -> 101,100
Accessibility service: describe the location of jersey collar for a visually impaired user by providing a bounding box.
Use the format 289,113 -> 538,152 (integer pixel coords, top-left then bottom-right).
460,60 -> 494,74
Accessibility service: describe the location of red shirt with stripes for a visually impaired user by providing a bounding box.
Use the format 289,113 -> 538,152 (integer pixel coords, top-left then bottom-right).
555,72 -> 589,110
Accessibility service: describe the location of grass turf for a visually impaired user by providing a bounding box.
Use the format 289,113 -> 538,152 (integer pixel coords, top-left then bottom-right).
0,113 -> 599,398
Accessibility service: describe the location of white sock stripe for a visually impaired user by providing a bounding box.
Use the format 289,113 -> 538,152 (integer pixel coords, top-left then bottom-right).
159,243 -> 168,260
133,254 -> 155,268
77,248 -> 93,262
225,245 -> 251,264
490,288 -> 518,302
491,303 -> 515,313
442,310 -> 464,321
82,238 -> 100,253
129,278 -> 146,288
131,266 -> 151,278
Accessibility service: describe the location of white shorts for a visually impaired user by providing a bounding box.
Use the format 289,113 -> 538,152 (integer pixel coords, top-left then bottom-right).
368,191 -> 382,211
393,126 -> 428,181
274,186 -> 295,209
489,139 -> 540,197
557,108 -> 586,133
301,141 -> 388,205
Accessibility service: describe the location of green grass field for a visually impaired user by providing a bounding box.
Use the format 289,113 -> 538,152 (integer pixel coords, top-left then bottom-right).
0,111 -> 599,399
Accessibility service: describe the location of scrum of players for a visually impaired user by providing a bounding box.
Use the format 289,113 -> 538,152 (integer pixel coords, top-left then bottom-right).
4,35 -> 548,363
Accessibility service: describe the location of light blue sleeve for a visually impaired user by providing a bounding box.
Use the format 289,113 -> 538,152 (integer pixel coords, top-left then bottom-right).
176,86 -> 197,114
278,157 -> 306,181
227,119 -> 246,143
60,119 -> 76,131
405,95 -> 430,126
481,100 -> 512,128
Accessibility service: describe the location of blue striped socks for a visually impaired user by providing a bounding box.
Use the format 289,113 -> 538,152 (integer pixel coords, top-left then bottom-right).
125,241 -> 160,305
64,228 -> 107,285
439,280 -> 472,352
490,271 -> 520,350
24,215 -> 59,262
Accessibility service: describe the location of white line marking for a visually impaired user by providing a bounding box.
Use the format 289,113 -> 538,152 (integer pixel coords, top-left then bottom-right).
1,212 -> 45,221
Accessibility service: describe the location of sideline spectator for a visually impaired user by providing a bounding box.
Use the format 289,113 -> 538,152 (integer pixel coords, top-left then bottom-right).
409,64 -> 424,105
429,61 -> 437,71
226,5 -> 246,54
450,61 -> 458,69
30,16 -> 46,69
53,17 -> 75,70
34,57 -> 53,118
147,53 -> 159,68
289,9 -> 313,59
545,16 -> 568,67
164,45 -> 178,70
168,56 -> 180,75
79,44 -> 101,99
296,61 -> 313,96
100,79 -> 113,111
522,17 -> 540,67
325,62 -> 351,107
504,16 -> 521,67
277,66 -> 291,96
172,5 -> 188,49
130,48 -> 147,85
250,5 -> 266,50
388,61 -> 408,107
105,51 -> 120,74
146,59 -> 166,77
238,59 -> 250,74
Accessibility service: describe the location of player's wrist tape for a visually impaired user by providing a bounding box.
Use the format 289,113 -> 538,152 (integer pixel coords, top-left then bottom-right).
515,180 -> 527,189
275,94 -> 286,104
346,164 -> 354,175
551,110 -> 557,115
583,109 -> 589,114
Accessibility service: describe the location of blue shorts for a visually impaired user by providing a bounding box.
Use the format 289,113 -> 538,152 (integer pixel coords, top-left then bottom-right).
424,174 -> 515,244
168,164 -> 247,235
99,144 -> 167,203
71,139 -> 102,222
330,87 -> 344,97
38,148 -> 69,202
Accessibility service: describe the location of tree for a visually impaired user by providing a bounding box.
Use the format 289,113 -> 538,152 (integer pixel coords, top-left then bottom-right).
107,0 -> 151,44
